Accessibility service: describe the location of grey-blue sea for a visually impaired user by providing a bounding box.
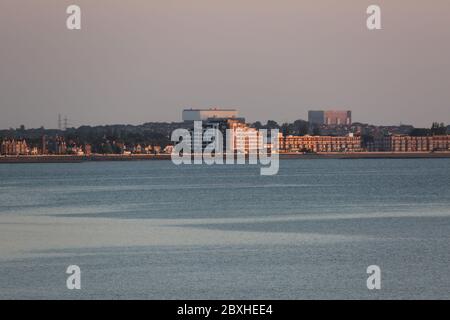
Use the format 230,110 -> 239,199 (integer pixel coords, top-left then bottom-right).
0,159 -> 449,299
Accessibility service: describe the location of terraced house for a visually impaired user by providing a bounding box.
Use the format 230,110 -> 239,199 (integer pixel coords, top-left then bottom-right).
1,139 -> 28,155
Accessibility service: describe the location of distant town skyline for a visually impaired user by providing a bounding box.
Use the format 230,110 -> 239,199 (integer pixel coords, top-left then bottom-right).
1,0 -> 450,129
0,107 -> 447,131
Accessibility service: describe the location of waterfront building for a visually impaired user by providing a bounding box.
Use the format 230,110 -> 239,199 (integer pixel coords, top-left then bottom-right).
369,135 -> 450,152
229,122 -> 260,154
280,134 -> 361,153
144,145 -> 153,154
389,135 -> 432,152
164,145 -> 174,154
203,118 -> 261,154
30,147 -> 39,155
0,139 -> 29,155
84,144 -> 92,156
432,135 -> 450,151
153,146 -> 162,154
46,136 -> 67,154
134,144 -> 143,154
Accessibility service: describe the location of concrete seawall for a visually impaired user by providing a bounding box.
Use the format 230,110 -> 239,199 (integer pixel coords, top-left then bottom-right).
1,152 -> 450,163
0,154 -> 171,163
280,152 -> 450,159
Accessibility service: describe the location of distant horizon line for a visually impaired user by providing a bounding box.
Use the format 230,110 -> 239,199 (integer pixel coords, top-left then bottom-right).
1,119 -> 448,131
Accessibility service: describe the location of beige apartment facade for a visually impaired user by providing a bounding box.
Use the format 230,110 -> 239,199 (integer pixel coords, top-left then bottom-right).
370,135 -> 450,152
280,135 -> 362,153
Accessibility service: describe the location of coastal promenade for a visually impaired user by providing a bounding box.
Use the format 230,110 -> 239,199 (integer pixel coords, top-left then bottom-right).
1,152 -> 450,163
0,154 -> 171,163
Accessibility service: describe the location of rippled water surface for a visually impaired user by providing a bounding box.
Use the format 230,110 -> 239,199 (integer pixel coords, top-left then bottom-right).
0,159 -> 449,299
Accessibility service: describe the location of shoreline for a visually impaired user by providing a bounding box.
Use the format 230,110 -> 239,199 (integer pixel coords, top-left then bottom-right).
1,152 -> 450,163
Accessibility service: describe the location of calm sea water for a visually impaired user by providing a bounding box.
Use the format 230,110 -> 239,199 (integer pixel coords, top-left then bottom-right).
0,159 -> 449,299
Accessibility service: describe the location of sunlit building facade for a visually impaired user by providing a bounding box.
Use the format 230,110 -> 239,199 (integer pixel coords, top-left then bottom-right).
280,134 -> 361,152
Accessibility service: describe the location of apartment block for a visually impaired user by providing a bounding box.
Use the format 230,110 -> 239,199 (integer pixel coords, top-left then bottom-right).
369,135 -> 450,152
280,134 -> 361,152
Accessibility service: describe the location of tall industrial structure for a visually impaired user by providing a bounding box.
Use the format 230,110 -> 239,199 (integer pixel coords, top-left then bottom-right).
182,108 -> 239,122
308,110 -> 352,125
58,114 -> 69,131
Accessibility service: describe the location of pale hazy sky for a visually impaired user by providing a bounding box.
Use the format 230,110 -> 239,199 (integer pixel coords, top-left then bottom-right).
1,0 -> 449,129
